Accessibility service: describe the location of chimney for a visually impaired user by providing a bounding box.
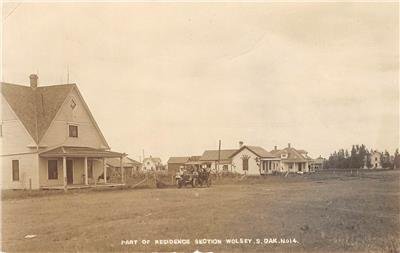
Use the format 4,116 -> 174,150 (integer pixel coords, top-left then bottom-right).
274,145 -> 277,151
29,74 -> 38,89
239,141 -> 244,148
288,143 -> 291,148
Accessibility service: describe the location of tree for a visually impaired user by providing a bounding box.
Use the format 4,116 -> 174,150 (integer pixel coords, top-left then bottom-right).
394,149 -> 400,169
350,145 -> 357,169
365,150 -> 372,168
380,150 -> 391,168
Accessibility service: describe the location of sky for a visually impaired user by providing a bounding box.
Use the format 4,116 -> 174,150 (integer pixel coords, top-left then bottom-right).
1,2 -> 399,162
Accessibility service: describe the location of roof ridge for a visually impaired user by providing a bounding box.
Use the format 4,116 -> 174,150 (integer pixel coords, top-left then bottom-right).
1,82 -> 76,144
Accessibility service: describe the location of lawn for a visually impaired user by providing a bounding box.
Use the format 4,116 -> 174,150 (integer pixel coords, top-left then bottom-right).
1,170 -> 399,252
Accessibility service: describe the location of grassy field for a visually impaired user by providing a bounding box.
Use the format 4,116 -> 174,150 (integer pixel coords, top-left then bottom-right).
1,170 -> 399,252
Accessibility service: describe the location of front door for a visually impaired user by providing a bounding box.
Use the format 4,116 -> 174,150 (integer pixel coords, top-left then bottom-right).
66,160 -> 74,184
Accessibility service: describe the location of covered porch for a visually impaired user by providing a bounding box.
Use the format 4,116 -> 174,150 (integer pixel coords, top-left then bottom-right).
285,160 -> 309,173
39,146 -> 126,191
259,158 -> 281,175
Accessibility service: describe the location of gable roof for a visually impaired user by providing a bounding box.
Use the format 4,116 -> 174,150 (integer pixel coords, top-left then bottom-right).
167,156 -> 190,164
230,145 -> 277,158
1,82 -> 109,148
270,147 -> 308,162
1,82 -> 74,143
107,157 -> 140,168
143,157 -> 162,164
126,157 -> 142,165
200,149 -> 237,161
185,156 -> 202,165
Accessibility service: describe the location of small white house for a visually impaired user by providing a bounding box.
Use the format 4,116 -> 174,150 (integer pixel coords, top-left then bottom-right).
142,156 -> 163,171
370,151 -> 382,169
230,145 -> 280,175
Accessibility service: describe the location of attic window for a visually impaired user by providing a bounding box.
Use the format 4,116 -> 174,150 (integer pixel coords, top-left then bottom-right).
69,125 -> 78,138
70,99 -> 76,109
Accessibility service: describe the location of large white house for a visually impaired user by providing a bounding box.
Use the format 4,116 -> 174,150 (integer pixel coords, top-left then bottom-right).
270,144 -> 311,173
1,74 -> 124,190
198,143 -> 313,175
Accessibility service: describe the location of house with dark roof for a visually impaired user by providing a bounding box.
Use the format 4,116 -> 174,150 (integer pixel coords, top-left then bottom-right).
199,149 -> 238,172
167,156 -> 190,174
106,157 -> 142,178
229,144 -> 280,175
1,74 -> 125,190
270,143 -> 311,173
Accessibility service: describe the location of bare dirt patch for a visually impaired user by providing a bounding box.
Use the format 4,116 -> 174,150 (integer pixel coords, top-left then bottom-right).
2,170 -> 399,252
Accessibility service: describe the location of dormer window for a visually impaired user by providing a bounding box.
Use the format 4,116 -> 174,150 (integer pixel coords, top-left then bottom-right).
281,153 -> 288,159
70,99 -> 76,109
69,125 -> 78,138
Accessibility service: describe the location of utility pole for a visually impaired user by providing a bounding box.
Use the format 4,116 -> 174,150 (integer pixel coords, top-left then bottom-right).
67,65 -> 70,83
217,140 -> 221,175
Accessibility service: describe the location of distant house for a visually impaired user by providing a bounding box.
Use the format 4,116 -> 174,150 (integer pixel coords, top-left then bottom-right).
1,74 -> 124,190
310,156 -> 325,171
199,149 -> 237,172
185,156 -> 202,168
167,156 -> 190,174
370,151 -> 382,169
270,143 -> 311,173
142,156 -> 163,171
126,157 -> 142,172
229,145 -> 280,175
106,157 -> 141,178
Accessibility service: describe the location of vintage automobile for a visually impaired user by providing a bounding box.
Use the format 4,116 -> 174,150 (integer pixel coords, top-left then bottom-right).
175,169 -> 196,188
175,167 -> 211,188
195,168 -> 211,187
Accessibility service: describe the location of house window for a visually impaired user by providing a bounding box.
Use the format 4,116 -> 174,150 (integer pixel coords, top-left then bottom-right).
242,157 -> 249,171
70,99 -> 77,109
48,160 -> 58,180
289,164 -> 293,169
12,160 -> 19,181
223,165 -> 228,171
375,157 -> 378,161
69,125 -> 78,137
88,160 -> 93,179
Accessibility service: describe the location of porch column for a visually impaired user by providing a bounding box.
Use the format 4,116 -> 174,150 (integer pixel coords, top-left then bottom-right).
103,157 -> 107,184
120,156 -> 124,184
84,157 -> 88,185
63,156 -> 67,191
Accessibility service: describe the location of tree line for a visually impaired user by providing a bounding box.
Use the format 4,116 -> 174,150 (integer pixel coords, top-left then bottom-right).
323,144 -> 400,169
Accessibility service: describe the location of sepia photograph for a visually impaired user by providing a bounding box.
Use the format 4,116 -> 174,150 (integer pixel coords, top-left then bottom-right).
1,1 -> 399,252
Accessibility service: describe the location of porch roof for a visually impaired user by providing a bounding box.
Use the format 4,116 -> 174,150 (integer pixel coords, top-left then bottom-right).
39,146 -> 124,158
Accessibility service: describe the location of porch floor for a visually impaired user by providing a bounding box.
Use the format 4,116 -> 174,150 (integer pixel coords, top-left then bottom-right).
41,183 -> 125,190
